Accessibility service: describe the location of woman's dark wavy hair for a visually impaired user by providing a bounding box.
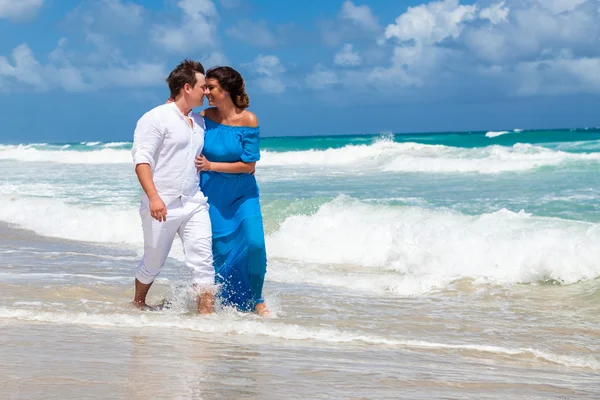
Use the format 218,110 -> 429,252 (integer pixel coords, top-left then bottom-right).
206,66 -> 250,109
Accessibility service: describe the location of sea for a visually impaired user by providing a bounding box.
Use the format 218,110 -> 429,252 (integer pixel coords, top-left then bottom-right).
1,128 -> 599,399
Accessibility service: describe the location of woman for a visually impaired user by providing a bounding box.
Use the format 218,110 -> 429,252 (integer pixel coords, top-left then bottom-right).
194,66 -> 269,316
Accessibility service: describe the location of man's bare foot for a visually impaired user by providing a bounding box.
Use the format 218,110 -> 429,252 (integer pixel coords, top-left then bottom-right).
254,302 -> 270,316
133,279 -> 153,310
197,292 -> 215,314
132,301 -> 158,311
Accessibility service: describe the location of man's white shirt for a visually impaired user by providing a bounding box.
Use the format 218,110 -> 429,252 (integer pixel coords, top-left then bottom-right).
132,102 -> 207,206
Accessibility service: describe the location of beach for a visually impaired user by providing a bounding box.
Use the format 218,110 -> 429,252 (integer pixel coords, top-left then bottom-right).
1,130 -> 600,399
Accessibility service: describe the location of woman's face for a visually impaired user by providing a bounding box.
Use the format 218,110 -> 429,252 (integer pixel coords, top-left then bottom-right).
206,78 -> 228,106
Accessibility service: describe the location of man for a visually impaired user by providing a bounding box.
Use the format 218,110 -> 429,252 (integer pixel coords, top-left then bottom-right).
131,59 -> 214,313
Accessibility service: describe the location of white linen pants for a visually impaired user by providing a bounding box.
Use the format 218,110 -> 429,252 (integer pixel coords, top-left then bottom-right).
136,196 -> 213,286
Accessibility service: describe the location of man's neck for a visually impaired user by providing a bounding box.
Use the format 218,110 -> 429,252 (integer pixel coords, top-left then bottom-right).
174,97 -> 192,116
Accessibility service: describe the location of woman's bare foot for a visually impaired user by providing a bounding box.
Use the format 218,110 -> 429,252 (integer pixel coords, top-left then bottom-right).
254,302 -> 270,316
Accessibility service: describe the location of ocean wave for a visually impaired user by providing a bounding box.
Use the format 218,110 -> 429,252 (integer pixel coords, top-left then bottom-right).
0,196 -> 142,244
102,142 -> 131,148
266,196 -> 600,291
2,141 -> 600,173
3,194 -> 600,293
550,139 -> 600,152
0,145 -> 131,164
0,307 -> 596,369
485,130 -> 510,138
261,141 -> 600,173
0,272 -> 131,283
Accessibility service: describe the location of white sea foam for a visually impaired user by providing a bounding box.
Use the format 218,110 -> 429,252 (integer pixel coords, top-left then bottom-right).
3,194 -> 600,293
102,142 -> 131,148
0,272 -> 131,283
266,197 -> 600,293
0,196 -> 142,244
485,130 -> 510,138
261,142 -> 600,174
0,145 -> 131,164
0,307 -> 596,370
3,194 -> 600,292
551,139 -> 600,152
2,141 -> 599,173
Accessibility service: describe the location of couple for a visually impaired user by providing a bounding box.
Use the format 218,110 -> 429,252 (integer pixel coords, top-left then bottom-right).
131,59 -> 268,316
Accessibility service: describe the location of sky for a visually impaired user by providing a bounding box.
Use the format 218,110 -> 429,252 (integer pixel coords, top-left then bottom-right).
1,0 -> 600,143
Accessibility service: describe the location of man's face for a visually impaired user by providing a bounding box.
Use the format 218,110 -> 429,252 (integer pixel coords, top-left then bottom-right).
187,72 -> 208,108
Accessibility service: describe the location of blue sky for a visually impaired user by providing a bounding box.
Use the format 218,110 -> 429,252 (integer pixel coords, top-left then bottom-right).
1,0 -> 599,143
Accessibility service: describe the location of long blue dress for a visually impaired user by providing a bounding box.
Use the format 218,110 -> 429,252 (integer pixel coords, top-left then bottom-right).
200,117 -> 267,311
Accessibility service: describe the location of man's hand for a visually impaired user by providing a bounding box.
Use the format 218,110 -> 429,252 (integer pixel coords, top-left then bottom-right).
149,196 -> 167,222
195,155 -> 212,172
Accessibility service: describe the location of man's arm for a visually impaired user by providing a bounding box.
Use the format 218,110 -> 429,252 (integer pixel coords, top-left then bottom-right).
132,112 -> 167,222
135,164 -> 167,222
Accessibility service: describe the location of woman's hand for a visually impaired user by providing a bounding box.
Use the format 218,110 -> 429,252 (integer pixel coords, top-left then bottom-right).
195,155 -> 212,172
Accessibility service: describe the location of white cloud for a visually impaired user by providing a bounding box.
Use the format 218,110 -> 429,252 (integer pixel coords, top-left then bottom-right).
66,0 -> 144,33
89,62 -> 166,89
320,1 -> 381,46
340,1 -> 379,31
255,77 -> 284,94
334,44 -> 361,67
0,43 -> 87,91
0,0 -> 224,93
511,56 -> 600,95
102,0 -> 143,27
0,0 -> 44,21
252,54 -> 285,76
306,0 -> 600,100
370,44 -> 454,88
0,44 -> 46,88
60,0 -> 151,70
535,0 -> 588,15
479,1 -> 509,24
376,0 -> 600,94
152,0 -> 219,53
0,42 -> 166,92
464,0 -> 598,63
226,20 -> 277,47
385,0 -> 477,45
463,27 -> 507,63
218,0 -> 241,9
246,54 -> 286,93
305,64 -> 339,90
204,51 -> 229,68
242,54 -> 288,94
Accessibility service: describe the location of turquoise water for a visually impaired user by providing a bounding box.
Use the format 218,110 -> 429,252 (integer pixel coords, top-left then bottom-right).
14,127 -> 600,152
2,127 -> 600,281
263,128 -> 600,151
1,128 -> 599,398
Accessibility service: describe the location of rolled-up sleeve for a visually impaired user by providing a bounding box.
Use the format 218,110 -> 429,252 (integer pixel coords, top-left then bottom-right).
132,112 -> 163,170
240,127 -> 260,162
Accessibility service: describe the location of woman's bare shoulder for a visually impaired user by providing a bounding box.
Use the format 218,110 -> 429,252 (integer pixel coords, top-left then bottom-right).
241,110 -> 258,127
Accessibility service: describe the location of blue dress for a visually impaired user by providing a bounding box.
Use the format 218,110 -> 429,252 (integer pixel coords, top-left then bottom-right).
200,117 -> 267,311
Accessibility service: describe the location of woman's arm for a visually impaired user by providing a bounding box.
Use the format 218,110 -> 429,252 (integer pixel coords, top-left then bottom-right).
195,111 -> 259,174
195,155 -> 255,174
